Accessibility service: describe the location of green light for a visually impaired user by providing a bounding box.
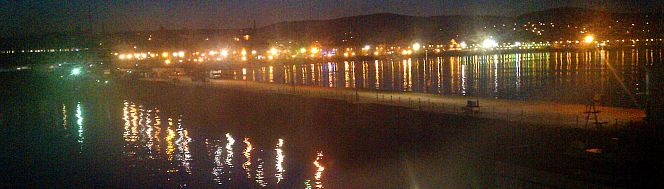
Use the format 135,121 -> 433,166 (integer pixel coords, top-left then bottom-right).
71,68 -> 81,75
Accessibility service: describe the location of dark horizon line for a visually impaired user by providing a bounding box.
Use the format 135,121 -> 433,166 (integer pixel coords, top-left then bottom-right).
3,6 -> 661,39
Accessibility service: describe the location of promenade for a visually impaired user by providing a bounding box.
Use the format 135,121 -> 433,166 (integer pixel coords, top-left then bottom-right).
152,78 -> 646,129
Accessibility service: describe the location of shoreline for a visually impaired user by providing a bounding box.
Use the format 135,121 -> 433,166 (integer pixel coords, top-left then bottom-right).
119,46 -> 663,68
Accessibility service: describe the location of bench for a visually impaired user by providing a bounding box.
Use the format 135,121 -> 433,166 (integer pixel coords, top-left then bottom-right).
462,100 -> 480,114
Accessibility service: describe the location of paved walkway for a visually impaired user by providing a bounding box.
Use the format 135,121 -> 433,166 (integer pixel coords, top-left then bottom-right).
150,78 -> 646,129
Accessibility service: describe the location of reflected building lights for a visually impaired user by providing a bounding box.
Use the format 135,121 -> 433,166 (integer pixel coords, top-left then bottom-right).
310,64 -> 315,85
119,101 -> 206,186
298,65 -> 304,84
145,110 -> 154,152
269,66 -> 274,82
165,118 -> 175,161
350,61 -> 356,88
130,104 -> 138,142
374,60 -> 380,89
151,108 -> 162,157
62,104 -> 67,129
122,101 -> 131,142
516,54 -> 522,91
225,133 -> 235,169
493,55 -> 499,95
408,59 -> 412,91
243,138 -> 253,179
175,118 -> 192,174
461,64 -> 467,95
211,139 -> 224,185
437,58 -> 443,92
138,109 -> 147,149
327,62 -> 335,87
283,66 -> 290,84
362,61 -> 368,88
344,61 -> 351,87
255,157 -> 266,187
314,151 -> 325,189
76,102 -> 84,147
390,61 -> 395,90
275,139 -> 285,184
450,57 -> 458,94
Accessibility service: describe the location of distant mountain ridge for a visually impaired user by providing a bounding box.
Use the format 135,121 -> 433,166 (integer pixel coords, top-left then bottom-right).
1,7 -> 662,49
256,12 -> 512,45
252,7 -> 662,45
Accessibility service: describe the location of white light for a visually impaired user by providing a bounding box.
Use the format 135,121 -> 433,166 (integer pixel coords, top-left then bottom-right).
459,41 -> 468,49
481,38 -> 498,48
269,48 -> 279,55
71,68 -> 81,75
459,42 -> 467,48
412,43 -> 421,51
584,35 -> 594,43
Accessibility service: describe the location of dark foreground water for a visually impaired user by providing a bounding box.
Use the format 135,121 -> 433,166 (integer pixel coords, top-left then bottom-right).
0,72 -> 660,188
226,49 -> 663,108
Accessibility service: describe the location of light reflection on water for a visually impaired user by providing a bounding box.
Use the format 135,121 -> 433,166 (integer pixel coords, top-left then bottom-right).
175,117 -> 192,174
243,137 -> 253,179
314,151 -> 325,189
211,140 -> 224,184
6,60 -> 659,188
225,133 -> 235,170
255,157 -> 266,187
228,49 -> 662,107
61,104 -> 67,129
115,100 -> 330,187
75,102 -> 83,152
275,138 -> 285,184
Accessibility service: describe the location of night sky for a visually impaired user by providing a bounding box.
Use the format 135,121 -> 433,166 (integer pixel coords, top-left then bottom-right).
1,0 -> 662,37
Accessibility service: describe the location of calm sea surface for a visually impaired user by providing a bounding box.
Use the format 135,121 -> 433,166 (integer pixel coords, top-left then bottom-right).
228,49 -> 663,108
1,74 -> 499,188
1,49 -> 661,188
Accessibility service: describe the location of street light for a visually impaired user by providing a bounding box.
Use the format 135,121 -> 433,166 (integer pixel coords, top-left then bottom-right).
412,43 -> 421,51
71,68 -> 81,76
584,35 -> 595,43
482,38 -> 498,48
